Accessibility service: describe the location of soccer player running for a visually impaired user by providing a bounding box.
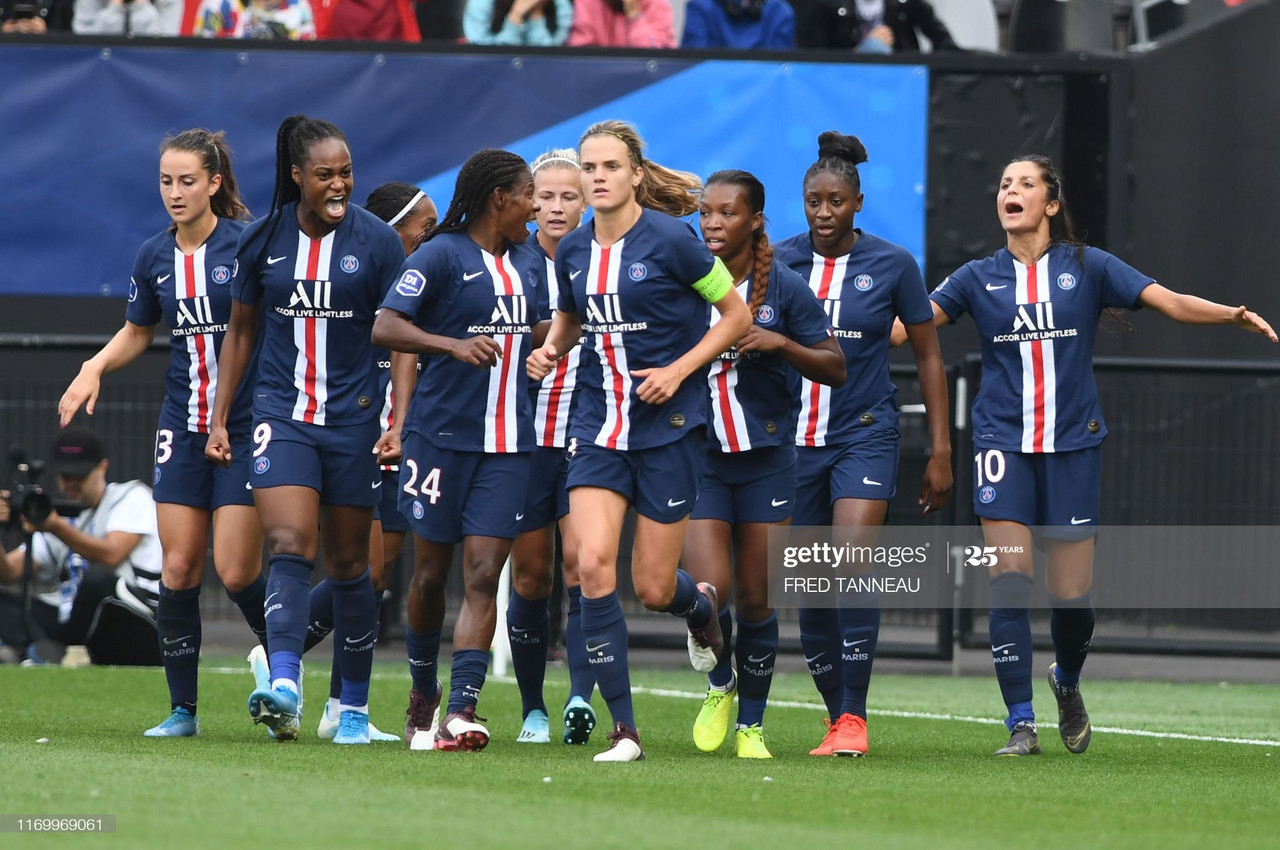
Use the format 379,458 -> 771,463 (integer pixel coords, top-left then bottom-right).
900,154 -> 1275,756
528,120 -> 752,762
776,131 -> 952,758
206,115 -> 407,745
508,149 -> 596,745
58,129 -> 268,738
686,170 -> 846,759
373,150 -> 544,752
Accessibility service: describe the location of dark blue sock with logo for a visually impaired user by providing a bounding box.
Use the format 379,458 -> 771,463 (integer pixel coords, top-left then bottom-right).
265,554 -> 313,687
708,605 -> 734,689
1050,592 -> 1095,688
225,574 -> 268,649
564,586 -> 596,701
580,591 -> 633,728
331,568 -> 376,710
406,626 -> 442,697
507,590 -> 549,718
331,592 -> 384,701
663,568 -> 712,628
303,579 -> 334,653
446,649 -> 490,714
158,584 -> 201,712
798,606 -> 842,719
734,612 -> 778,728
990,571 -> 1035,729
838,579 -> 881,720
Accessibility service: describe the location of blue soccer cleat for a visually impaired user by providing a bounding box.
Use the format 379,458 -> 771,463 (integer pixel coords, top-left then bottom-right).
517,709 -> 551,744
562,695 -> 596,746
144,707 -> 199,738
248,685 -> 301,742
333,710 -> 371,745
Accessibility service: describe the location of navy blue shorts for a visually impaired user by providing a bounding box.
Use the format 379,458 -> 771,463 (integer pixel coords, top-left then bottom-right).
691,444 -> 796,525
565,428 -> 708,524
378,468 -> 409,534
399,433 -> 531,544
972,446 -> 1101,540
520,446 -> 569,533
793,431 -> 900,525
249,416 -> 381,507
152,413 -> 253,510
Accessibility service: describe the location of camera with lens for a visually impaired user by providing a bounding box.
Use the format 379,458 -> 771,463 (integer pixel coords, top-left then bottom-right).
4,446 -> 78,529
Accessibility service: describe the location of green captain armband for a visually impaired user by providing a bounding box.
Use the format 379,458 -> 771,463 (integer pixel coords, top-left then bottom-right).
691,257 -> 734,303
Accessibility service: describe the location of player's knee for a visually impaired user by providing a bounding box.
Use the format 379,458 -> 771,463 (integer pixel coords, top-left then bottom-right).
463,559 -> 504,598
161,552 -> 202,588
409,558 -> 450,593
513,566 -> 552,600
264,528 -> 312,559
735,590 -> 770,623
632,573 -> 674,611
217,562 -> 261,594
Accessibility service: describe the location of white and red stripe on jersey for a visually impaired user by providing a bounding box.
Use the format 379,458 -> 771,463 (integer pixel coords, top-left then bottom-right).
707,281 -> 752,452
1016,253 -> 1057,453
482,250 -> 525,453
588,240 -> 633,451
534,255 -> 579,448
796,253 -> 849,447
290,231 -> 335,426
173,244 -> 219,434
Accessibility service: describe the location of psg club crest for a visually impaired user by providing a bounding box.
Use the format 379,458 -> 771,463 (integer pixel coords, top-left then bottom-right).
1057,273 -> 1077,291
253,456 -> 270,475
340,255 -> 359,274
412,500 -> 425,520
854,274 -> 873,291
628,262 -> 647,281
211,265 -> 232,285
979,485 -> 996,504
756,304 -> 776,325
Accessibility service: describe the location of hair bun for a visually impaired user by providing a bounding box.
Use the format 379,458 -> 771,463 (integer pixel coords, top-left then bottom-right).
816,131 -> 868,167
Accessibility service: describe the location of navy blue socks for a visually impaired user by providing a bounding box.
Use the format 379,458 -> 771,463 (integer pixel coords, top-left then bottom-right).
265,554 -> 313,688
990,571 -> 1035,728
224,573 -> 267,649
158,583 -> 201,713
565,585 -> 596,701
507,590 -> 550,718
798,606 -> 842,719
1050,591 -> 1095,689
580,591 -> 634,728
734,612 -> 777,728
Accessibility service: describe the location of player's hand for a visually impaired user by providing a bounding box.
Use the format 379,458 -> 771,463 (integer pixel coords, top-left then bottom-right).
0,491 -> 10,525
1232,306 -> 1278,341
736,325 -> 786,354
374,430 -> 402,464
450,336 -> 502,368
58,366 -> 103,427
918,453 -> 953,515
205,426 -> 233,468
527,343 -> 559,381
631,363 -> 686,405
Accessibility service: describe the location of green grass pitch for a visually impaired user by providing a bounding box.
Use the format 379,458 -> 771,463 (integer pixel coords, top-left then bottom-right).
2,660 -> 1277,848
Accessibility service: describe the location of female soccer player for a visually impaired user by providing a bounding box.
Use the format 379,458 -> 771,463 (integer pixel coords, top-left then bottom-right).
507,149 -> 595,745
776,131 -> 952,758
206,114 -> 407,745
297,181 -> 436,743
912,154 -> 1275,756
528,120 -> 752,762
686,169 -> 845,759
58,129 -> 267,739
372,149 -> 544,753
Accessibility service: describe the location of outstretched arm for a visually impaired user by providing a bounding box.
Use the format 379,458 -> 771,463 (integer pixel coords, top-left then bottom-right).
1138,284 -> 1277,341
59,321 -> 157,425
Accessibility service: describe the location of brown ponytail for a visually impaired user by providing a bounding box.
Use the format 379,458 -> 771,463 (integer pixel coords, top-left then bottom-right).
160,128 -> 251,222
580,119 -> 702,217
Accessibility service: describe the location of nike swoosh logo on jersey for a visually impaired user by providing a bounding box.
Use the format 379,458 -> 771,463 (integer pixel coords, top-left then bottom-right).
463,271 -> 484,281
985,283 -> 1007,290
667,499 -> 686,508
991,643 -> 1016,652
162,635 -> 193,645
265,593 -> 279,605
371,480 -> 382,489
515,513 -> 525,521
746,654 -> 772,664
771,499 -> 789,507
862,477 -> 882,486
245,482 -> 252,490
843,639 -> 869,647
345,630 -> 374,644
1070,517 -> 1092,525
586,641 -> 611,653
267,256 -> 288,265
157,274 -> 171,284
803,653 -> 824,664
569,270 -> 583,280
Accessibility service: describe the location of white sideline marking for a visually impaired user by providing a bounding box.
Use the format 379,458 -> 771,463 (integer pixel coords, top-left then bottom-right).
203,668 -> 1280,748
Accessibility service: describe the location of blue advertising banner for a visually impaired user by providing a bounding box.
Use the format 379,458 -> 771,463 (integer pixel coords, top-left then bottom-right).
2,44 -> 926,298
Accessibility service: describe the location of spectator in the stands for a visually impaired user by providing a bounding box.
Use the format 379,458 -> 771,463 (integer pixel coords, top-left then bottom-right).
193,0 -> 316,38
681,0 -> 794,48
73,0 -> 180,34
325,0 -> 421,39
793,0 -> 957,53
464,0 -> 572,45
1,0 -> 72,31
568,0 -> 675,47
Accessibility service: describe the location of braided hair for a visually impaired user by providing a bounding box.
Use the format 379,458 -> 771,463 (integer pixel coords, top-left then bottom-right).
803,130 -> 868,194
426,149 -> 530,243
160,128 -> 250,223
706,169 -> 771,319
579,120 -> 701,217
247,114 -> 348,273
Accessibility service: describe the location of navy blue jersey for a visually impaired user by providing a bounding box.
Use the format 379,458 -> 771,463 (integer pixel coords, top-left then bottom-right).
775,230 -> 933,446
382,230 -> 547,453
931,244 -> 1152,453
556,209 -> 719,451
706,259 -> 832,452
126,218 -> 254,434
528,238 -> 582,449
232,203 -> 404,427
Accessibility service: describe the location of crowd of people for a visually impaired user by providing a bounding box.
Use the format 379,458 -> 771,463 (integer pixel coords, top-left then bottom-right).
0,0 -> 963,51
1,113 -> 1272,763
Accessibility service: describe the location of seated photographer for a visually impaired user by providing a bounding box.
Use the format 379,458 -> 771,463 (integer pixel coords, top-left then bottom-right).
0,429 -> 162,666
0,0 -> 74,32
